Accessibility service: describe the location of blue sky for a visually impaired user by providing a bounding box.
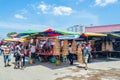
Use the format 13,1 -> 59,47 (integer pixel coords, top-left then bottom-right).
0,0 -> 120,38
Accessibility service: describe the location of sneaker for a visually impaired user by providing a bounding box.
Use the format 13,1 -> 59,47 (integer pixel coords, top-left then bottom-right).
14,66 -> 18,69
7,64 -> 11,66
85,67 -> 88,70
4,65 -> 7,67
22,66 -> 26,68
19,67 -> 24,70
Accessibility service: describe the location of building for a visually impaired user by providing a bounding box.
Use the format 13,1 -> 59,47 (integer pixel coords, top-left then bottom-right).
67,24 -> 120,34
67,24 -> 85,33
85,24 -> 120,33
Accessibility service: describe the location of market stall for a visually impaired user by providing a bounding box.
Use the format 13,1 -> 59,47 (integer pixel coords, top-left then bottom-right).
36,28 -> 81,56
79,32 -> 108,58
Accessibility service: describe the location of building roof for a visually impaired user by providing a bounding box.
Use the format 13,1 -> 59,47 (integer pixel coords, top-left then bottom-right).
85,24 -> 120,33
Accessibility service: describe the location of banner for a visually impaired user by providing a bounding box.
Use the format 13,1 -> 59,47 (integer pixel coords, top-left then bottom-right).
58,35 -> 80,40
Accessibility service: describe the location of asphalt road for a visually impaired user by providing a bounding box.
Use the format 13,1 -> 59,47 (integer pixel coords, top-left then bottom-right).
0,54 -> 120,80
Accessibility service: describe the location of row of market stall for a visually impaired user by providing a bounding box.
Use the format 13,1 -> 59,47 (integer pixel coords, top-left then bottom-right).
4,28 -> 120,59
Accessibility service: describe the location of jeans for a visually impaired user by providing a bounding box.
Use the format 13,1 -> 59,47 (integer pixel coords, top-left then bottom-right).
88,54 -> 91,63
69,58 -> 73,65
68,53 -> 74,65
22,55 -> 25,66
4,55 -> 11,63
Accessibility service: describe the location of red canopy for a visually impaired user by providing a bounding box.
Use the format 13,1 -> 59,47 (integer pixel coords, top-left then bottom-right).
44,28 -> 53,32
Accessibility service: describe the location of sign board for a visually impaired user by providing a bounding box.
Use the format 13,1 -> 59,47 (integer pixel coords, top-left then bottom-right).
58,35 -> 80,40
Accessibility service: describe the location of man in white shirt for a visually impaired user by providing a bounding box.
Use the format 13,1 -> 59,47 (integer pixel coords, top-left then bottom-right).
68,45 -> 74,65
30,43 -> 36,63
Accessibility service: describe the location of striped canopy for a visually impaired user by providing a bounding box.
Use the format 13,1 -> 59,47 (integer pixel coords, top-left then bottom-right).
43,28 -> 80,37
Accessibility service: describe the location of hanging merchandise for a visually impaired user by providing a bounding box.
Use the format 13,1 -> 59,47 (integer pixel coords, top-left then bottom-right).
53,39 -> 60,55
102,42 -> 106,51
62,40 -> 69,56
77,44 -> 83,63
106,42 -> 109,51
109,42 -> 113,51
72,39 -> 77,54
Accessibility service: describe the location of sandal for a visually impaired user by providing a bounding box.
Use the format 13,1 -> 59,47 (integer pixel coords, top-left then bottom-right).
19,67 -> 24,70
85,67 -> 88,70
14,66 -> 18,69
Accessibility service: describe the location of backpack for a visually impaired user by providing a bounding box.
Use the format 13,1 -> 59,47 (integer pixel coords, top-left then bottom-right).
14,47 -> 21,57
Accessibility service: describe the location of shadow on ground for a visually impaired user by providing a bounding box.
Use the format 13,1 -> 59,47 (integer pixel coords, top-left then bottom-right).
91,57 -> 120,63
18,57 -> 79,70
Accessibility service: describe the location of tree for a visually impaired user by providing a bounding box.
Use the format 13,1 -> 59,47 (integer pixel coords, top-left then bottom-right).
7,32 -> 17,38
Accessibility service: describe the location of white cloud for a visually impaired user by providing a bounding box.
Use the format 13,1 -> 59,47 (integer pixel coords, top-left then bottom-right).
14,14 -> 27,19
53,6 -> 72,16
37,3 -> 50,14
95,0 -> 118,7
36,2 -> 73,16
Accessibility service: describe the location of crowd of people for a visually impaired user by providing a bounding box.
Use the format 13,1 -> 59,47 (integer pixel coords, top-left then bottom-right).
0,40 -> 92,70
0,42 -> 25,69
0,42 -> 37,70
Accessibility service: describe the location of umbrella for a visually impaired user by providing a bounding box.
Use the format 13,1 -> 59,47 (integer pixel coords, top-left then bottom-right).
43,28 -> 80,37
19,38 -> 30,43
83,32 -> 107,37
4,38 -> 19,42
55,29 -> 79,35
107,33 -> 120,39
10,33 -> 19,37
20,30 -> 41,35
19,30 -> 42,39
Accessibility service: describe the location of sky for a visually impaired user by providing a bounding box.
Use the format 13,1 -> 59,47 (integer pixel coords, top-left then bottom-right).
0,0 -> 120,38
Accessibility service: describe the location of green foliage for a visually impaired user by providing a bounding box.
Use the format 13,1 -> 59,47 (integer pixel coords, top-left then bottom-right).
7,32 -> 17,38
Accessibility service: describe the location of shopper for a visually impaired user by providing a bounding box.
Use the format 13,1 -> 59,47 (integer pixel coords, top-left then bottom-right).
30,43 -> 36,63
87,42 -> 92,63
0,44 -> 5,55
14,43 -> 23,69
21,44 -> 25,67
68,45 -> 74,65
3,44 -> 11,67
82,43 -> 90,70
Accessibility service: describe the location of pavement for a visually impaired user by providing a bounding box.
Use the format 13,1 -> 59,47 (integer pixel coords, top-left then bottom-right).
0,54 -> 120,80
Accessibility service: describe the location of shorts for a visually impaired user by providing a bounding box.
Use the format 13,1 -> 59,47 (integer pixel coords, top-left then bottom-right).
83,55 -> 89,63
4,55 -> 11,63
15,55 -> 22,61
